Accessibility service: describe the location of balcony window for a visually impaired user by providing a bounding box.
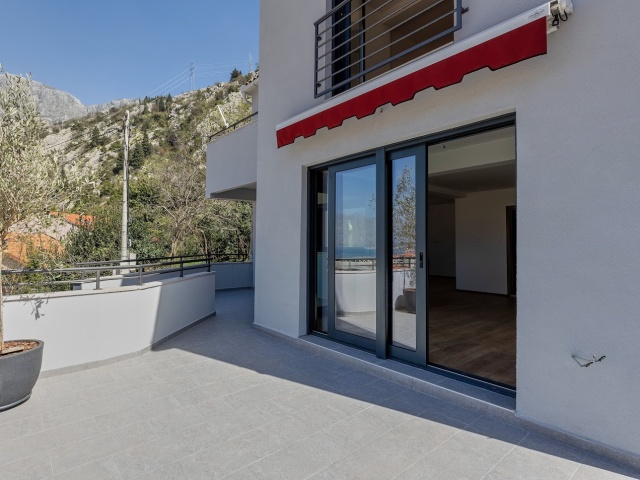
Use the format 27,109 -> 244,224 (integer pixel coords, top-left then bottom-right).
315,0 -> 462,98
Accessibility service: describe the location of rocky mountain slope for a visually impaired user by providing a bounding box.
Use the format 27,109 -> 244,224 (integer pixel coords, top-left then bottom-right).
0,75 -> 135,124
43,77 -> 252,193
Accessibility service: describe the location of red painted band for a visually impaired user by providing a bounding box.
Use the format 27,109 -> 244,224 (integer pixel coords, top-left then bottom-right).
277,17 -> 547,148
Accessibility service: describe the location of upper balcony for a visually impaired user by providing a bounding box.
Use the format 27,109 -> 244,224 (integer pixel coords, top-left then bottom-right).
315,0 -> 462,98
205,77 -> 259,202
205,111 -> 258,202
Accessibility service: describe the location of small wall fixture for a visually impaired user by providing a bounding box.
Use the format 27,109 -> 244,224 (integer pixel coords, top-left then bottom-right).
551,0 -> 573,27
572,354 -> 606,368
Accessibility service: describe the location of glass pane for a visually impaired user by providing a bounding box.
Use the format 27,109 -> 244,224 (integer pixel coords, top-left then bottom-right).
312,170 -> 329,333
391,156 -> 417,351
427,126 -> 516,387
334,164 -> 377,340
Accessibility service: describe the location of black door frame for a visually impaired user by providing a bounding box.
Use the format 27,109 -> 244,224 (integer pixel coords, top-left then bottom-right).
308,114 -> 517,395
506,206 -> 517,296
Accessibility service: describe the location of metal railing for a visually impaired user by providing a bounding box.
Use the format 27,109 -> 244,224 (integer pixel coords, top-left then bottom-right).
335,254 -> 416,271
206,112 -> 258,144
1,253 -> 250,294
315,0 -> 462,97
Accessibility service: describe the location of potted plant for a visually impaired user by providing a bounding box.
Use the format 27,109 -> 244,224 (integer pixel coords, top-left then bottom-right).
393,166 -> 417,313
0,69 -> 84,410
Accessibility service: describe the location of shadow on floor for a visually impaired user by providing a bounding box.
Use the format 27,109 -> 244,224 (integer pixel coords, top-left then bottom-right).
149,288 -> 640,479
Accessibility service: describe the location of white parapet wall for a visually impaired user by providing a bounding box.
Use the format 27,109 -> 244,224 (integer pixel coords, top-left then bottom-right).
3,272 -> 216,374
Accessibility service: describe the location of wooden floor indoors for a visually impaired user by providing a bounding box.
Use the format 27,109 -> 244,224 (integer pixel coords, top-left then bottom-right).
428,276 -> 516,387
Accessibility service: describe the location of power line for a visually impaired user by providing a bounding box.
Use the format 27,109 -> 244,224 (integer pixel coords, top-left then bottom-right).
146,67 -> 191,97
156,74 -> 191,96
146,62 -> 245,97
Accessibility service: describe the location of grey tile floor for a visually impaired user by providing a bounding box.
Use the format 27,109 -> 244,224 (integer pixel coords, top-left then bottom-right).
1,289 -> 639,480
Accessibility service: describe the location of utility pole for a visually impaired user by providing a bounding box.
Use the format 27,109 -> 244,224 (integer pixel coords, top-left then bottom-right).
121,111 -> 130,262
190,62 -> 195,91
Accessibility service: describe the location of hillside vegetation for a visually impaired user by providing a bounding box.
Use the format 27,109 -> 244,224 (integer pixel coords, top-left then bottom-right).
33,74 -> 255,267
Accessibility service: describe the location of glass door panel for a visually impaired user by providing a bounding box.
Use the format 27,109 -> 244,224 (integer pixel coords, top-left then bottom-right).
388,146 -> 427,365
328,160 -> 378,350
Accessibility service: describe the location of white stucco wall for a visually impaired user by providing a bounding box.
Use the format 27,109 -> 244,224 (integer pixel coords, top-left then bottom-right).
206,120 -> 258,197
335,271 -> 377,314
456,189 -> 515,294
4,272 -> 216,372
255,0 -> 640,456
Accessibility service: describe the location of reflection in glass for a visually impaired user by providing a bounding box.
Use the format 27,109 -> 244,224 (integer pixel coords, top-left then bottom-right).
391,156 -> 417,350
334,164 -> 377,340
312,170 -> 329,332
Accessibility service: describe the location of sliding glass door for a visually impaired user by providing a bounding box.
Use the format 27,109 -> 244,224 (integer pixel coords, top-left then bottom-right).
309,116 -> 517,392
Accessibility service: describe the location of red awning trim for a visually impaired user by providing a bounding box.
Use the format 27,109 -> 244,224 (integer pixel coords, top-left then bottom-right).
277,17 -> 548,148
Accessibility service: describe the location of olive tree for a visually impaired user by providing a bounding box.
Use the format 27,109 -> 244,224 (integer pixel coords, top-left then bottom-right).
0,70 -> 82,353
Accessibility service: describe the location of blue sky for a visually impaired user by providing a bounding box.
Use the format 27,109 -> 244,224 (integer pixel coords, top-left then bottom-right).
0,0 -> 260,104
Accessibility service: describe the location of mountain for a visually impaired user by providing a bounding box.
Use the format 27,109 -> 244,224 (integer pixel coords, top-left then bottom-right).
0,75 -> 135,124
43,76 -> 252,179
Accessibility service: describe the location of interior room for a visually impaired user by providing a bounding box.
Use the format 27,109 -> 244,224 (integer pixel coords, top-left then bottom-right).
425,126 -> 517,387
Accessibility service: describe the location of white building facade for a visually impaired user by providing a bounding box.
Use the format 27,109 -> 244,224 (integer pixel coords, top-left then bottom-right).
207,0 -> 640,463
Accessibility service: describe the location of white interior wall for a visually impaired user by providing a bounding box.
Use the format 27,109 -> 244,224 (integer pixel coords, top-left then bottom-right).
455,188 -> 515,294
427,203 -> 456,277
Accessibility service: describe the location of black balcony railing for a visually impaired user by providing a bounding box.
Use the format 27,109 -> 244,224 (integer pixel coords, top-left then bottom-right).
206,112 -> 258,144
315,0 -> 462,98
1,253 -> 250,295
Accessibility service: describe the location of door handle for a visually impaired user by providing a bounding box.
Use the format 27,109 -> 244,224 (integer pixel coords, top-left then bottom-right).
419,252 -> 424,268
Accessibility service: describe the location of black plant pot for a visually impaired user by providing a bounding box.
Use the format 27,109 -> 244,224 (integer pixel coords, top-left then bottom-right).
403,288 -> 416,314
0,340 -> 44,411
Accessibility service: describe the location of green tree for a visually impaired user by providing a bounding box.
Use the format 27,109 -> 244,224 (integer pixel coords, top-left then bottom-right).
166,129 -> 179,148
154,154 -> 207,256
157,96 -> 166,112
65,207 -> 121,262
0,69 -> 86,352
129,142 -> 144,170
141,130 -> 152,158
90,126 -> 100,148
113,150 -> 124,174
229,68 -> 242,82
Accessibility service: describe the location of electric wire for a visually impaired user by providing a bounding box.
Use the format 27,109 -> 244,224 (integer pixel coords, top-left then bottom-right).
145,62 -> 245,97
145,67 -> 191,97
